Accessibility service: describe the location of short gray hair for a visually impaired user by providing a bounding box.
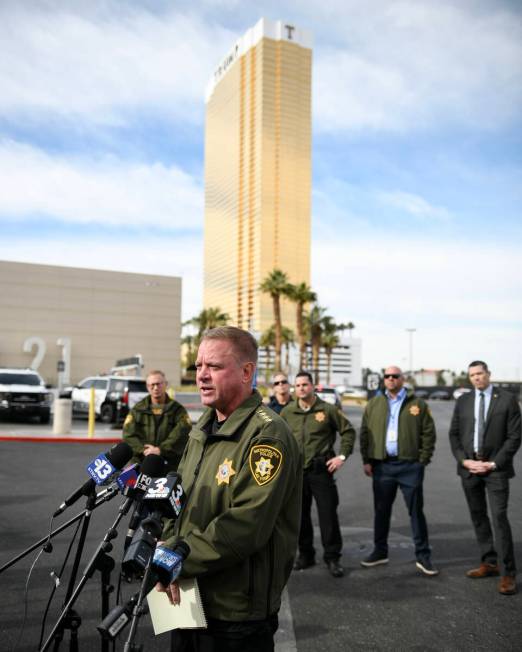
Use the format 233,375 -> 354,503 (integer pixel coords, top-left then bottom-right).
202,326 -> 258,363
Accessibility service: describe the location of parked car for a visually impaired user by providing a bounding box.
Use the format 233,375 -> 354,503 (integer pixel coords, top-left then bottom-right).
0,368 -> 52,423
71,375 -> 147,423
414,389 -> 430,399
115,378 -> 149,424
429,389 -> 452,400
315,386 -> 342,409
453,387 -> 472,400
341,387 -> 368,400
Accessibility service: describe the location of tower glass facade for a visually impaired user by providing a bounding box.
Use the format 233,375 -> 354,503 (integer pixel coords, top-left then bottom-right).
203,18 -> 312,333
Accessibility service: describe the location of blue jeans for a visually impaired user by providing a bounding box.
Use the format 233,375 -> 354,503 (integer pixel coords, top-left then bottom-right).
372,460 -> 431,561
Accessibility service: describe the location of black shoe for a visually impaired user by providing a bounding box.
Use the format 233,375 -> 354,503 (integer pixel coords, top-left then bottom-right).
416,559 -> 439,576
327,560 -> 344,578
360,550 -> 389,568
293,556 -> 315,571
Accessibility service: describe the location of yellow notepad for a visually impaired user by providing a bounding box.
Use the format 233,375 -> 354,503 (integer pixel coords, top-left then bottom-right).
147,578 -> 207,634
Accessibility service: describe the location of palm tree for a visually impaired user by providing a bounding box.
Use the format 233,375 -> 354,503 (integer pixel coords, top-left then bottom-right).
281,326 -> 295,372
259,326 -> 275,382
305,304 -> 330,384
183,307 -> 230,343
259,269 -> 292,371
337,321 -> 356,338
321,328 -> 340,385
181,333 -> 197,371
287,282 -> 316,369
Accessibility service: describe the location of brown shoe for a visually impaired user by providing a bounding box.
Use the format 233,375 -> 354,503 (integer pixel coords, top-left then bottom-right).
498,576 -> 517,595
466,563 -> 500,578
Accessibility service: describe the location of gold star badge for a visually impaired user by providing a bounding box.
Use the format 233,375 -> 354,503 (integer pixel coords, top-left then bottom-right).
409,405 -> 420,416
216,458 -> 236,485
249,445 -> 283,486
315,411 -> 326,422
255,456 -> 274,477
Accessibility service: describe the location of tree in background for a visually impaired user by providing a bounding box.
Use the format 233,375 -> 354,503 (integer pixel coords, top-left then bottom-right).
321,325 -> 340,386
287,282 -> 317,369
305,304 -> 330,384
337,321 -> 355,338
281,326 -> 295,372
260,269 -> 292,371
259,326 -> 275,382
184,307 -> 230,341
182,307 -> 230,374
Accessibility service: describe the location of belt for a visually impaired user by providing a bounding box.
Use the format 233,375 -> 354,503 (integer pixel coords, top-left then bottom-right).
384,455 -> 399,462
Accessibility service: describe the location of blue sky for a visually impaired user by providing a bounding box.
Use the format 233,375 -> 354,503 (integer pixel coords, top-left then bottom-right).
1,0 -> 521,379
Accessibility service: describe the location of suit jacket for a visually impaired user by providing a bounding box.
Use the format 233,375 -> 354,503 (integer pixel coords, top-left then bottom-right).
449,387 -> 521,478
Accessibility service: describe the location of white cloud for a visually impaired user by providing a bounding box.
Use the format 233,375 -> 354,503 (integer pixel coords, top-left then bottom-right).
1,1 -> 520,134
0,3 -> 234,125
0,140 -> 203,228
313,0 -> 522,132
311,235 -> 522,378
379,191 -> 452,221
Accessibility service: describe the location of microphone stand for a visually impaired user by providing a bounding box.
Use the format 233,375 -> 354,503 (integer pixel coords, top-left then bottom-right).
123,558 -> 156,652
0,485 -> 120,575
40,491 -> 137,652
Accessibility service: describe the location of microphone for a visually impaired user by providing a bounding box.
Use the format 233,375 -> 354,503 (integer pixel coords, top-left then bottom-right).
122,471 -> 185,576
98,542 -> 190,641
121,455 -> 167,551
53,442 -> 132,517
152,541 -> 190,587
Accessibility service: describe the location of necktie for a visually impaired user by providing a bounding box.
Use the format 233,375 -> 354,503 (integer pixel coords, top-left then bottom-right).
477,391 -> 485,454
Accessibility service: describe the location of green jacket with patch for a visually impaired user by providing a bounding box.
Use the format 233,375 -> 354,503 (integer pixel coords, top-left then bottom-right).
122,395 -> 191,472
360,391 -> 436,465
162,391 -> 302,621
281,397 -> 356,469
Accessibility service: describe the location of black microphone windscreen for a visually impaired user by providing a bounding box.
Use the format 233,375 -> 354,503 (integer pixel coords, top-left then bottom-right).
106,442 -> 133,469
140,454 -> 167,477
174,541 -> 190,559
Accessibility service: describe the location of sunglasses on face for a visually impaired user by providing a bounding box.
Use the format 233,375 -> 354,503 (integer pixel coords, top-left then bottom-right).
384,374 -> 401,379
273,380 -> 289,386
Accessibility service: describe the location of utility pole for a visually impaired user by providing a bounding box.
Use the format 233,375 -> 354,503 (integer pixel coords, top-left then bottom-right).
406,328 -> 416,383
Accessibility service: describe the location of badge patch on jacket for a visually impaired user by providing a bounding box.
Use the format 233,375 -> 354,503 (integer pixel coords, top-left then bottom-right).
409,405 -> 420,416
216,458 -> 236,485
249,445 -> 282,486
315,411 -> 326,422
123,414 -> 133,427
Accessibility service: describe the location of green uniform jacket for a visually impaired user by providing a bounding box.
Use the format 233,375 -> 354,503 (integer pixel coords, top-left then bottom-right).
281,397 -> 356,468
163,391 -> 302,622
360,391 -> 436,465
122,395 -> 191,472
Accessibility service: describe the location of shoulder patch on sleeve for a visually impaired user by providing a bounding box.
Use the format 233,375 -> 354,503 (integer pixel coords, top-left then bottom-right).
249,444 -> 283,486
123,413 -> 133,427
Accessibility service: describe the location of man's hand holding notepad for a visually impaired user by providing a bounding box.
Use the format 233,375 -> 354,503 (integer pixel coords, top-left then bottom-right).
147,578 -> 207,635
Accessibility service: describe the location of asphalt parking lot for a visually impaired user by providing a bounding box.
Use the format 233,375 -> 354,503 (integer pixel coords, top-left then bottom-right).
0,401 -> 521,651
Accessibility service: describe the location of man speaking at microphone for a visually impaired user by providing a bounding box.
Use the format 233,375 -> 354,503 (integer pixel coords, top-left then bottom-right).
156,326 -> 302,652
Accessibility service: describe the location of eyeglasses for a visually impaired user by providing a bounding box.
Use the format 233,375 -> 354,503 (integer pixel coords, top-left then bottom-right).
273,380 -> 289,386
384,374 -> 401,379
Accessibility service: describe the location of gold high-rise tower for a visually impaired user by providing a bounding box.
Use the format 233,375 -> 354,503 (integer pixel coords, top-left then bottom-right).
203,18 -> 312,333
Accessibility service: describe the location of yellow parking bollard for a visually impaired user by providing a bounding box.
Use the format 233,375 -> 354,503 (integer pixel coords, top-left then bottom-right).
88,385 -> 95,438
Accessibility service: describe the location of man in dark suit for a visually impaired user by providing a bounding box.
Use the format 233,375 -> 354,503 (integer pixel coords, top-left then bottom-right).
449,360 -> 521,595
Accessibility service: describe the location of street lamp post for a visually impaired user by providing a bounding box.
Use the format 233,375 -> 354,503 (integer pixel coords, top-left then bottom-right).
406,328 -> 416,383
